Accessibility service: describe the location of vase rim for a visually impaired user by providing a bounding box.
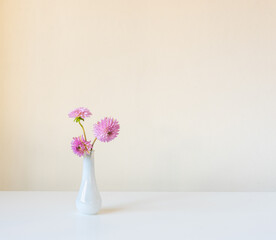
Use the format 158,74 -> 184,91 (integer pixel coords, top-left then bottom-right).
84,150 -> 94,157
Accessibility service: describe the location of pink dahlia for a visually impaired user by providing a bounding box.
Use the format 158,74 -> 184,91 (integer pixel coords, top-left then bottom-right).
68,107 -> 92,119
71,136 -> 92,157
93,117 -> 120,142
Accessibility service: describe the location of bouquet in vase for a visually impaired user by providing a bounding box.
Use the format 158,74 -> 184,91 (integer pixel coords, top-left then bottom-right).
68,107 -> 120,214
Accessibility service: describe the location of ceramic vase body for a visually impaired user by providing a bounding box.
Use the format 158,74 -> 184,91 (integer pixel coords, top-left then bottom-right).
76,151 -> 101,214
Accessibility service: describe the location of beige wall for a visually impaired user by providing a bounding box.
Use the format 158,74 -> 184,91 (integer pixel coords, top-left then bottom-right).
1,0 -> 276,191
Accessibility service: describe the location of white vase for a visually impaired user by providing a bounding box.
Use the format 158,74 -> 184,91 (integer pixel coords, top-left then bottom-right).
76,150 -> 101,214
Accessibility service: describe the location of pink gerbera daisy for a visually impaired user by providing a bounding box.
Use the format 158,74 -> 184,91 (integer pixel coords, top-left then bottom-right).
68,107 -> 92,119
93,117 -> 120,142
71,136 -> 92,157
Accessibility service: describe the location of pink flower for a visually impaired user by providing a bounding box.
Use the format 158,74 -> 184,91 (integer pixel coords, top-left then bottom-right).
68,107 -> 92,119
71,136 -> 92,157
93,117 -> 120,142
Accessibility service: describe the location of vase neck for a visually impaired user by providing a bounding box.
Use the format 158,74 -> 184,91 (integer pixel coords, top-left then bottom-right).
82,151 -> 95,180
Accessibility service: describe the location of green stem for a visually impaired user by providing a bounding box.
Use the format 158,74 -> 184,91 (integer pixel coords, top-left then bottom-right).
91,138 -> 97,150
79,122 -> 87,141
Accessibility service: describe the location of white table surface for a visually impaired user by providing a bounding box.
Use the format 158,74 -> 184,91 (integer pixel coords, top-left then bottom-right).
0,192 -> 276,240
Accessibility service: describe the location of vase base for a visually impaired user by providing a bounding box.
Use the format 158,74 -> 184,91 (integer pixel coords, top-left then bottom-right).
76,200 -> 101,215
